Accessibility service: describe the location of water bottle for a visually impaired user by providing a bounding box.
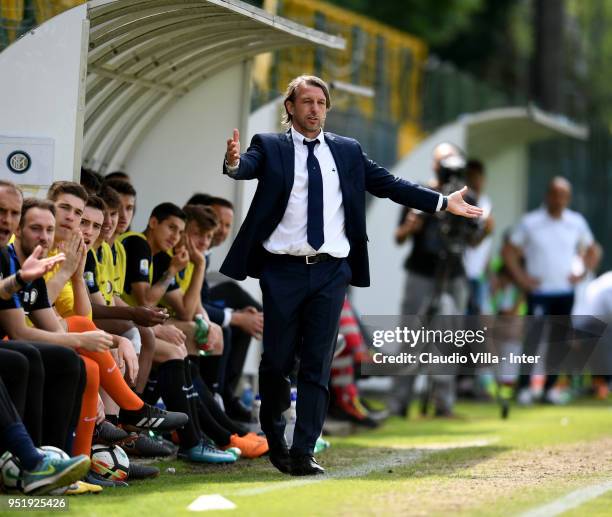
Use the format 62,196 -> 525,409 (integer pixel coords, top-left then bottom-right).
284,388 -> 297,448
194,314 -> 210,356
241,383 -> 254,410
250,394 -> 261,433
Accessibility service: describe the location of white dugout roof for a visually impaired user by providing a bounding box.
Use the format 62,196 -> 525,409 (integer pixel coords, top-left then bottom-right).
0,0 -> 344,184
84,0 -> 344,169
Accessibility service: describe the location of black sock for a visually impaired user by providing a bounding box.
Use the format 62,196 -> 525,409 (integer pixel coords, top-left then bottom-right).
198,377 -> 249,436
157,360 -> 200,449
199,356 -> 221,392
194,396 -> 232,447
142,368 -> 161,406
185,357 -> 204,437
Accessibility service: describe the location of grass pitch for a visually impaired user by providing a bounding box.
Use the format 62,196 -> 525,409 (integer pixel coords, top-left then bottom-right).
3,400 -> 612,516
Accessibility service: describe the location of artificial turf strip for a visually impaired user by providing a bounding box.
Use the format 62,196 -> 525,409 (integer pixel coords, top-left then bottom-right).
3,400 -> 610,517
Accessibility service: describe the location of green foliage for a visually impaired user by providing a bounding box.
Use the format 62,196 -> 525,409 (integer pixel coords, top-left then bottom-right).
326,0 -> 529,105
568,0 -> 612,118
326,0 -> 486,47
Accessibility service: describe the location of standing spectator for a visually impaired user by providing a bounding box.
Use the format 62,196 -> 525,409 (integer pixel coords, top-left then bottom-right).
503,177 -> 600,404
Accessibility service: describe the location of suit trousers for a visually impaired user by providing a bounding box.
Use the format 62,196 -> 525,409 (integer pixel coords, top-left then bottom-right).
258,254 -> 351,456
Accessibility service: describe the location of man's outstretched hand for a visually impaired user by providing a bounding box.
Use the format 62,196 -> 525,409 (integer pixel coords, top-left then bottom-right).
20,245 -> 66,283
447,186 -> 484,218
225,128 -> 240,167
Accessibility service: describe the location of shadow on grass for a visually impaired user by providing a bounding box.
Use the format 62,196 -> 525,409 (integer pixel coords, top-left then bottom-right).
83,441 -> 510,500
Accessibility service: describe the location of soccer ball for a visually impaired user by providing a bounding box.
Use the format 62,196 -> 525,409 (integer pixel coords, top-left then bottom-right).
0,451 -> 23,492
91,444 -> 129,481
39,445 -> 70,460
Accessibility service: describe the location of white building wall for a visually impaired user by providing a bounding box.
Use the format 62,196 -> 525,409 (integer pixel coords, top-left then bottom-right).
0,4 -> 88,194
125,63 -> 250,246
474,145 -> 527,245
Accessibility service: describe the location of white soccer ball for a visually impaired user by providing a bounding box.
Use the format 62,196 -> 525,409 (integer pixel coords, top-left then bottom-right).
39,445 -> 70,460
91,444 -> 130,481
0,451 -> 23,492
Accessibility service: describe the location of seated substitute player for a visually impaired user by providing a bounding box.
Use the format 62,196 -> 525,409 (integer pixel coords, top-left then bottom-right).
92,184 -> 174,458
0,197 -> 188,458
118,201 -> 237,463
187,193 -> 264,421
0,181 -> 86,454
156,204 -> 268,458
122,202 -> 264,458
83,188 -> 164,394
0,376 -> 90,495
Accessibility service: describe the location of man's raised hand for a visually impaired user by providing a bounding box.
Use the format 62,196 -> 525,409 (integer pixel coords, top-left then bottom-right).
20,246 -> 66,283
59,232 -> 82,276
225,128 -> 240,167
447,186 -> 484,218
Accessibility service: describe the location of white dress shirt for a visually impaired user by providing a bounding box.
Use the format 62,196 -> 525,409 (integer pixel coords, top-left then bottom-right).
263,127 -> 350,257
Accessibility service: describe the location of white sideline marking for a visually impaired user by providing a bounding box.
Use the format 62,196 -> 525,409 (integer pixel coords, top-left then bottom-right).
228,439 -> 493,498
231,450 -> 425,497
517,480 -> 612,517
187,494 -> 236,512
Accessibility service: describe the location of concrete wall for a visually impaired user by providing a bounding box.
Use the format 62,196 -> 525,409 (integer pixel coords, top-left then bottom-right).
125,62 -> 251,258
473,145 -> 527,246
0,4 -> 88,193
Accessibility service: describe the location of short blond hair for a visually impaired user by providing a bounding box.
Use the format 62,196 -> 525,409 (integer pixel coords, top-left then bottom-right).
282,75 -> 331,127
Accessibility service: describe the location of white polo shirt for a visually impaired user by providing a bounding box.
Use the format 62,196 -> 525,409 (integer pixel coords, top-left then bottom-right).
510,207 -> 594,295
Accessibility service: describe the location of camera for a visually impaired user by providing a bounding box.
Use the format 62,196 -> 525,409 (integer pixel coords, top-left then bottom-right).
435,155 -> 481,257
438,154 -> 468,196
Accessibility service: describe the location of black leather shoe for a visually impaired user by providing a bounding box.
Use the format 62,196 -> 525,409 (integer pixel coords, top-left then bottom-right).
290,455 -> 325,476
269,447 -> 291,474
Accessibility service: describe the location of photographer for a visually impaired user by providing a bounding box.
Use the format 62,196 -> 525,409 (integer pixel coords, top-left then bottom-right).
392,143 -> 489,416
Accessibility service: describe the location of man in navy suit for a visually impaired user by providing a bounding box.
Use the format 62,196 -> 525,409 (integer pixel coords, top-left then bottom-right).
221,75 -> 482,475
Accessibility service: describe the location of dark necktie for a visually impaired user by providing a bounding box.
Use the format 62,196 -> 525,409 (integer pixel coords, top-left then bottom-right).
304,139 -> 324,251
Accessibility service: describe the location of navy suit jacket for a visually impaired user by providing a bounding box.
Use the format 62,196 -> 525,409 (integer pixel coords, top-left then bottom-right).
220,131 -> 439,287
